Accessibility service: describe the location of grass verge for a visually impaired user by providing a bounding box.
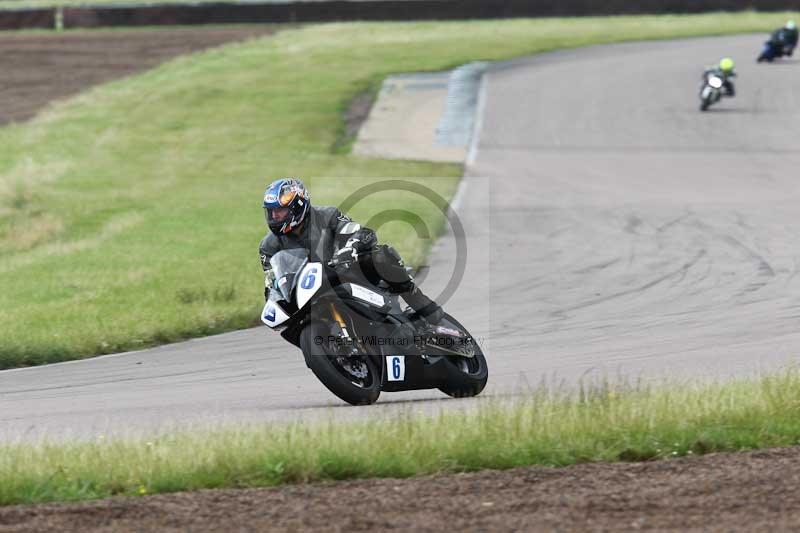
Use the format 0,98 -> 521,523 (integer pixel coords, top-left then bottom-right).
3,370 -> 800,506
1,13 -> 795,369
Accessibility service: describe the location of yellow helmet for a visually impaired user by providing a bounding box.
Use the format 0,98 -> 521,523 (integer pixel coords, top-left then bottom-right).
719,57 -> 735,73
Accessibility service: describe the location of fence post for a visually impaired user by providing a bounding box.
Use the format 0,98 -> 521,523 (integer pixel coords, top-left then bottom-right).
55,6 -> 63,31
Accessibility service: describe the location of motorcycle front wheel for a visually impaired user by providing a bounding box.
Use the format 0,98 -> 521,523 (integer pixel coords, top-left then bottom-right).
300,321 -> 381,405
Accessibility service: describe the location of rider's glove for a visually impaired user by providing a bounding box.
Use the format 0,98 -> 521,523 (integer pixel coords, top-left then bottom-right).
333,245 -> 358,266
265,268 -> 276,290
344,237 -> 362,251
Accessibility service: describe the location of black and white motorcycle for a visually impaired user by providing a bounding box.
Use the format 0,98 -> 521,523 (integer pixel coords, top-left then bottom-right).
260,248 -> 488,405
699,74 -> 724,111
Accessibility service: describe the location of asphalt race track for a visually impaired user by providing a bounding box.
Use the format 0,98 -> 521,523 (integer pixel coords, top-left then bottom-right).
3,34 -> 800,440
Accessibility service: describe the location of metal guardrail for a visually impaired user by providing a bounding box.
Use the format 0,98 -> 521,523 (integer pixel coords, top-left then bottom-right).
0,7 -> 52,29
4,0 -> 800,30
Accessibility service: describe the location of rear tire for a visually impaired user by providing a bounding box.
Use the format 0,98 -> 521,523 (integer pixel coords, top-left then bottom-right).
300,321 -> 381,405
436,314 -> 489,398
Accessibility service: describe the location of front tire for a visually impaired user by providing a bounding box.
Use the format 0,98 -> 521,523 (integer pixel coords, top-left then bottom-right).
436,314 -> 489,398
300,321 -> 381,405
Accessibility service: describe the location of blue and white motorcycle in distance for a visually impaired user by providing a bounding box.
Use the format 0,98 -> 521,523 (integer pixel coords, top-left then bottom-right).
757,39 -> 794,63
260,249 -> 488,405
699,74 -> 724,111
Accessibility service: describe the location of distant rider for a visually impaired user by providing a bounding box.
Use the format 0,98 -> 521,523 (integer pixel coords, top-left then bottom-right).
259,177 -> 444,323
770,20 -> 799,56
703,57 -> 736,97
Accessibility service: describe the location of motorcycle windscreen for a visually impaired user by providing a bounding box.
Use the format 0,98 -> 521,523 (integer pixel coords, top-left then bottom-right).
269,248 -> 309,302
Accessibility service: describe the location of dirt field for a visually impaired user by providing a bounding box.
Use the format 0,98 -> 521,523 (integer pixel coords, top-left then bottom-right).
0,26 -> 275,125
2,446 -> 800,532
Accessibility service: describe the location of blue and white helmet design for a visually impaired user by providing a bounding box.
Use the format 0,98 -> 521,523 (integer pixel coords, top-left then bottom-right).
263,178 -> 311,236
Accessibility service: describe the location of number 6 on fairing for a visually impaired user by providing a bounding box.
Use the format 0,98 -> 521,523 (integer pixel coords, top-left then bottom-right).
300,267 -> 318,289
386,356 -> 405,381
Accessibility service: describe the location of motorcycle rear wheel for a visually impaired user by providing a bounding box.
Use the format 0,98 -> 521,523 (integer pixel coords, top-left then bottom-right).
300,321 -> 381,405
436,314 -> 489,398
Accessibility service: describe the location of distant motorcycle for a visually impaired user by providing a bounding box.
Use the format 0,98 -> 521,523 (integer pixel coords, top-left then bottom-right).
260,248 -> 488,405
758,40 -> 794,62
699,74 -> 724,111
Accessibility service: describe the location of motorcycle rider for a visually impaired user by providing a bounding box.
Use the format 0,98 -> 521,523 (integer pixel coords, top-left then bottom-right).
770,20 -> 799,56
703,57 -> 736,97
259,177 -> 444,323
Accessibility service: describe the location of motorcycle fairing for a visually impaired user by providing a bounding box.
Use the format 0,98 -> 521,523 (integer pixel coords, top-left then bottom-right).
261,301 -> 291,328
340,283 -> 390,310
380,354 -> 453,392
297,262 -> 324,309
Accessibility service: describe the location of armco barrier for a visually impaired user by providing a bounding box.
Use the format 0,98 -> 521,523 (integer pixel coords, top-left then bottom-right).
59,0 -> 800,28
0,8 -> 54,29
4,0 -> 800,30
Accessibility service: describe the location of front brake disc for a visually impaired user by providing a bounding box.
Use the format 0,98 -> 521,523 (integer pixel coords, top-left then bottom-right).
339,357 -> 368,379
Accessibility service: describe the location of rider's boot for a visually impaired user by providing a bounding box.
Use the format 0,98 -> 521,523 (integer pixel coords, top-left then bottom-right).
403,286 -> 444,324
366,244 -> 445,324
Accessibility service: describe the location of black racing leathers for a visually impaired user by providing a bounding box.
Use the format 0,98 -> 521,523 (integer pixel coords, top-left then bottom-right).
259,205 -> 442,320
259,206 -> 370,270
771,27 -> 799,52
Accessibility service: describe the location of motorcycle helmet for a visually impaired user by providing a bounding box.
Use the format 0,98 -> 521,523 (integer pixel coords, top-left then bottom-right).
719,57 -> 735,73
263,178 -> 311,236
787,20 -> 797,30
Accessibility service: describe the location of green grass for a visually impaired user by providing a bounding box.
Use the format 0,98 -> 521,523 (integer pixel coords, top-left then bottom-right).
4,370 -> 800,506
1,14 -> 795,370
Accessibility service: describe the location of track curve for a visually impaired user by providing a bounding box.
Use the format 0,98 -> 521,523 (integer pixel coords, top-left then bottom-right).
3,34 -> 799,440
478,34 -> 800,387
